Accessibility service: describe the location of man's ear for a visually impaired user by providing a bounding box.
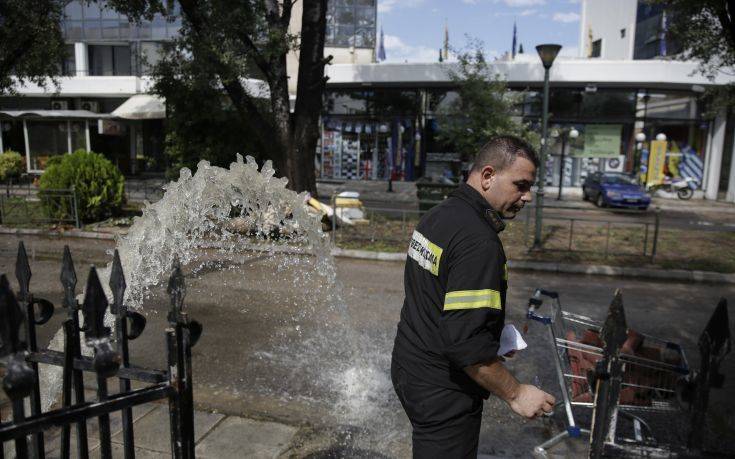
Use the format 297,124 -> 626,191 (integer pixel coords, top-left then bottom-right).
481,165 -> 496,190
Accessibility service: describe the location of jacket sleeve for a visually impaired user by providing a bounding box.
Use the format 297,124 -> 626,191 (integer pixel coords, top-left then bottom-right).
439,233 -> 505,369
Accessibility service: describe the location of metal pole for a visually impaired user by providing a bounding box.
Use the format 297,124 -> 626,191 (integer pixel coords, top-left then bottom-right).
533,66 -> 551,249
651,207 -> 660,262
557,133 -> 566,200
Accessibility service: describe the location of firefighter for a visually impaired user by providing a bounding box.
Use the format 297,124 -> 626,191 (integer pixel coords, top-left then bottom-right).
391,136 -> 555,458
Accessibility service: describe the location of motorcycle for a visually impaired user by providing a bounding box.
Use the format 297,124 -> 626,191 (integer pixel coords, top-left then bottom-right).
648,176 -> 698,200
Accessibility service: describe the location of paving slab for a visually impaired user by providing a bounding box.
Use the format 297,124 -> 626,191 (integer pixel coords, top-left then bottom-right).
195,416 -> 297,459
110,405 -> 225,453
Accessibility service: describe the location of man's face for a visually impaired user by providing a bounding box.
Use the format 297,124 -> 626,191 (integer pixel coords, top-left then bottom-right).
480,157 -> 536,219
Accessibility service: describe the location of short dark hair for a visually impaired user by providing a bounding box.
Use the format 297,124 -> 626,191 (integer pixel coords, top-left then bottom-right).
470,135 -> 539,173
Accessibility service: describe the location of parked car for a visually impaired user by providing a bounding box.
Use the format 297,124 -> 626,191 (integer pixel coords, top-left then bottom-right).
582,172 -> 651,210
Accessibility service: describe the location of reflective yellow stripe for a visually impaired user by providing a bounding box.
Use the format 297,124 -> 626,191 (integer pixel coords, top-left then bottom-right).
443,289 -> 501,310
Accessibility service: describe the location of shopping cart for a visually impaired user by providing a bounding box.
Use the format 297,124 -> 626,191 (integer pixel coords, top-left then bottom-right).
526,289 -> 691,457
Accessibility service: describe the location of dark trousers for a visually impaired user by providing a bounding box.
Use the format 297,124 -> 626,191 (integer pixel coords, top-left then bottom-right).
391,359 -> 483,459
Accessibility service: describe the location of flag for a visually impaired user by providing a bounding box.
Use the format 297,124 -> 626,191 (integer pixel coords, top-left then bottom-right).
678,146 -> 703,189
512,21 -> 517,59
377,27 -> 386,61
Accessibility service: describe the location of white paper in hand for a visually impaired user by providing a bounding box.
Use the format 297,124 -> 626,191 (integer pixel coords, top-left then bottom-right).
497,324 -> 528,358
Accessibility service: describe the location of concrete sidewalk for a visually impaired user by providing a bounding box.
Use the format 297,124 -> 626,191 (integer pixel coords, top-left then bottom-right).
8,401 -> 300,458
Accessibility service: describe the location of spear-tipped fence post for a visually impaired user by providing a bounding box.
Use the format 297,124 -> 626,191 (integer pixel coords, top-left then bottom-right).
110,250 -> 145,459
81,267 -> 120,459
0,274 -> 35,458
589,290 -> 628,459
688,298 -> 731,452
59,245 -> 89,459
15,241 -> 48,459
166,256 -> 200,459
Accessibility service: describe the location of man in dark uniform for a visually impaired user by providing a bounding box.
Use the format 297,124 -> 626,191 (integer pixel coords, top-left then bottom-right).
391,136 -> 556,458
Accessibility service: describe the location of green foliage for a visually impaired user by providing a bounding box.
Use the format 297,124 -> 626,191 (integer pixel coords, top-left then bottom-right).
38,150 -> 125,222
0,0 -> 66,95
662,0 -> 735,114
436,41 -> 539,163
0,150 -> 24,181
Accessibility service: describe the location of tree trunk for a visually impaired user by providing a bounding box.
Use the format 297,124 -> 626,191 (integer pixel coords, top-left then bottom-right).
290,0 -> 329,196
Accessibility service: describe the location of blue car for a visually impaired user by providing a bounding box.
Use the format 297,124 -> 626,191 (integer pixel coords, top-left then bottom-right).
582,172 -> 651,210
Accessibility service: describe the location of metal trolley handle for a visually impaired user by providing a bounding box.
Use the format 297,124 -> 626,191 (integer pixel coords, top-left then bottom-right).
526,288 -> 558,325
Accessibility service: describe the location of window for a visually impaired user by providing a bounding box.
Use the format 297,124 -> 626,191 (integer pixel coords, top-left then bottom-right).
590,39 -> 602,58
62,44 -> 76,76
27,121 -> 70,171
61,0 -> 182,41
326,0 -> 376,48
88,45 -> 132,76
620,28 -> 626,38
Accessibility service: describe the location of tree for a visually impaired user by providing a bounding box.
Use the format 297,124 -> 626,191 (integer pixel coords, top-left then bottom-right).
0,0 -> 67,95
663,0 -> 735,113
110,0 -> 329,195
436,43 -> 538,164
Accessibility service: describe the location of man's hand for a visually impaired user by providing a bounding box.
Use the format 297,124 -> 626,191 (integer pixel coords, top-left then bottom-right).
507,384 -> 555,419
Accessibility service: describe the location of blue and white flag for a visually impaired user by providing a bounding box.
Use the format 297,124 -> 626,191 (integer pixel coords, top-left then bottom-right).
678,145 -> 703,189
377,27 -> 386,62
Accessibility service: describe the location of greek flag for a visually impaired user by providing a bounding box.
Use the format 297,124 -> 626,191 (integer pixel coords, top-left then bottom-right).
678,146 -> 703,189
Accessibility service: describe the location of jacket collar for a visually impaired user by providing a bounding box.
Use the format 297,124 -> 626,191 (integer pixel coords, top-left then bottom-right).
451,183 -> 506,233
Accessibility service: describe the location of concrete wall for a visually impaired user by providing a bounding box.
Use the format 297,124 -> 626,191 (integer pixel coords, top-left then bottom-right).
580,0 -> 637,59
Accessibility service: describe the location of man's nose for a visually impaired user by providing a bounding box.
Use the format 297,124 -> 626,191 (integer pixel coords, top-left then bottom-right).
522,190 -> 533,202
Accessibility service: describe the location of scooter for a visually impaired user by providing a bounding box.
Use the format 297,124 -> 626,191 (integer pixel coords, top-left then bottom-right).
648,176 -> 697,200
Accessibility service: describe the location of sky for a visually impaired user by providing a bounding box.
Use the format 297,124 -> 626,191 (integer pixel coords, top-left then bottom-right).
377,0 -> 582,63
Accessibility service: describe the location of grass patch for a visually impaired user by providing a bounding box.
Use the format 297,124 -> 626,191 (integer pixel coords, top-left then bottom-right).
334,214 -> 735,273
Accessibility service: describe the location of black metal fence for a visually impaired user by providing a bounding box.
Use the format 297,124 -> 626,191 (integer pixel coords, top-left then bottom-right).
0,241 -> 202,458
0,184 -> 80,228
587,293 -> 730,457
522,204 -> 662,261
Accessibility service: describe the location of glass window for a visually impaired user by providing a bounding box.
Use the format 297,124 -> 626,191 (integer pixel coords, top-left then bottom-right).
84,20 -> 102,39
581,90 -> 636,121
140,42 -> 164,74
62,44 -> 76,76
152,15 -> 168,40
88,45 -> 132,76
136,21 -> 153,39
638,92 -> 699,120
591,39 -> 601,58
101,19 -> 120,39
64,1 -> 83,20
27,121 -> 69,171
82,3 -> 101,20
326,1 -> 376,48
70,121 -> 87,152
65,20 -> 84,40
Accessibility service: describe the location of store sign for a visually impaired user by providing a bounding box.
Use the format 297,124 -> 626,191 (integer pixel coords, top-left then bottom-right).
647,140 -> 667,187
579,124 -> 622,158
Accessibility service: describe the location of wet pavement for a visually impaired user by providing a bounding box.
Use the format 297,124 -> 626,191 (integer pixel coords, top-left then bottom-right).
0,234 -> 733,457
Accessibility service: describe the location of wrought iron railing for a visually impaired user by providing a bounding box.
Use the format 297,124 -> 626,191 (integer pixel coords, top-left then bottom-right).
0,241 -> 202,458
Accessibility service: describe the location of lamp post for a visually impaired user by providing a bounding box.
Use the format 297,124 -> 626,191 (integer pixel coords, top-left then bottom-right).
556,126 -> 579,200
634,132 -> 646,176
533,43 -> 562,249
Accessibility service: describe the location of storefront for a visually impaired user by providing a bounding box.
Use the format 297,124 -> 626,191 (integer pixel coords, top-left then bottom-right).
321,60 -> 732,201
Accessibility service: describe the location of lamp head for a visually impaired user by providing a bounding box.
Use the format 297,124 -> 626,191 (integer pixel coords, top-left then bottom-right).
536,44 -> 562,69
635,132 -> 646,142
655,133 -> 667,141
569,128 -> 579,139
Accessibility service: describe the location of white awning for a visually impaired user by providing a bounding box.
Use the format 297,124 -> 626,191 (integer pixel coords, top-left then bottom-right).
111,94 -> 166,120
0,109 -> 110,119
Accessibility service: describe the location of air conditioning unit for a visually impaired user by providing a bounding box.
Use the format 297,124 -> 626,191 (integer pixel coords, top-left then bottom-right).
80,101 -> 99,112
51,100 -> 68,110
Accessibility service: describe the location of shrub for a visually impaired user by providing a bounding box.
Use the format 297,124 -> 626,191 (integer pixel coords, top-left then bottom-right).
39,150 -> 125,222
0,150 -> 24,181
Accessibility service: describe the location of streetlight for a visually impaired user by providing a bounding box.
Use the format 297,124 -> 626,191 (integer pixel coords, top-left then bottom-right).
655,132 -> 667,141
533,43 -> 562,249
556,126 -> 579,200
634,132 -> 646,175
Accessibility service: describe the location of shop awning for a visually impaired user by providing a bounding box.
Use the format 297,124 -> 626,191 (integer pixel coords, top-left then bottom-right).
111,94 -> 166,120
0,109 -> 110,119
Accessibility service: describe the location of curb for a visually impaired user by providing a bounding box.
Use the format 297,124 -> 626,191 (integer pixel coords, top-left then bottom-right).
3,226 -> 733,284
